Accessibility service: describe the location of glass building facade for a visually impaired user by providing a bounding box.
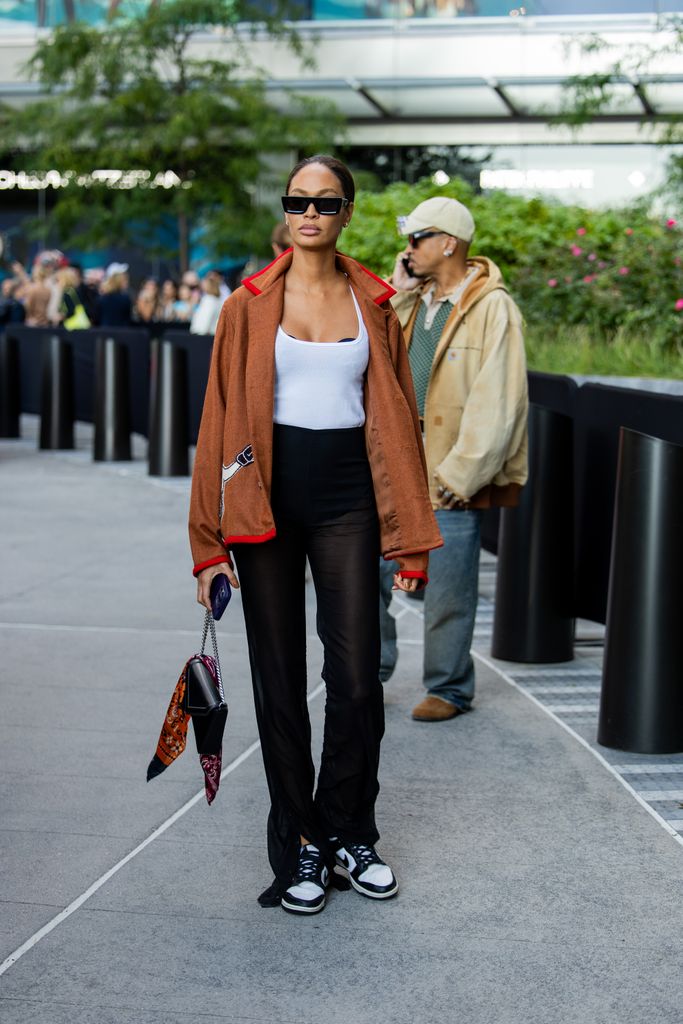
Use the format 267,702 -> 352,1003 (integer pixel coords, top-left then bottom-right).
1,0 -> 682,27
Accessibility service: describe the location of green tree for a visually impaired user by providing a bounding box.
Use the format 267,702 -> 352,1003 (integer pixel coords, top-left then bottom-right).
557,20 -> 683,134
556,19 -> 683,208
2,0 -> 341,269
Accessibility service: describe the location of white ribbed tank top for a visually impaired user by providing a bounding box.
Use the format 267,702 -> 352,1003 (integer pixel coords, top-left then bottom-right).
273,288 -> 369,430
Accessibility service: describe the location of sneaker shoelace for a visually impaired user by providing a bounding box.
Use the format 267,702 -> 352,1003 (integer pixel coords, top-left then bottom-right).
294,846 -> 323,883
346,843 -> 382,872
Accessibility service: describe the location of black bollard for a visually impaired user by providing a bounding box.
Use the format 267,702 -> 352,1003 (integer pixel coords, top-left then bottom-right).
598,428 -> 683,753
39,333 -> 74,450
0,334 -> 21,437
148,338 -> 189,476
94,336 -> 132,462
491,404 -> 575,663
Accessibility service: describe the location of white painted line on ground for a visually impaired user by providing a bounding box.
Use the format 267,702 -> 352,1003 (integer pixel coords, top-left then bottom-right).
524,686 -> 601,695
612,764 -> 683,775
638,790 -> 683,801
472,649 -> 683,852
544,703 -> 600,713
508,668 -> 601,677
392,594 -> 425,620
0,680 -> 326,978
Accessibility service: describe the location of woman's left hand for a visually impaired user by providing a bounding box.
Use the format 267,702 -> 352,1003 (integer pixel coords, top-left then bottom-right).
392,573 -> 420,593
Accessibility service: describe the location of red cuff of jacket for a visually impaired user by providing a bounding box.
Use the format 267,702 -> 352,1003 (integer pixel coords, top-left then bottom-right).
398,570 -> 429,590
193,554 -> 233,578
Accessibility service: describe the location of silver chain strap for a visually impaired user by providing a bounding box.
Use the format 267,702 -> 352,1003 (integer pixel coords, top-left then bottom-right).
200,610 -> 225,703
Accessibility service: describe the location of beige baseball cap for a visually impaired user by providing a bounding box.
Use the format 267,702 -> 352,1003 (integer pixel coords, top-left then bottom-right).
399,196 -> 475,243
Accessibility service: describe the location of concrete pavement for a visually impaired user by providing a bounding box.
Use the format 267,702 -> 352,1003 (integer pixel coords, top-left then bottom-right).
1,419 -> 681,1024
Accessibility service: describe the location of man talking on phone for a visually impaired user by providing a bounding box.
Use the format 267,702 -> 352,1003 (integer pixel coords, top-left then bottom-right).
380,196 -> 528,722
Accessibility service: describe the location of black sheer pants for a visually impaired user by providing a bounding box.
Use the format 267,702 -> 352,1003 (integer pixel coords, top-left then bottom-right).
232,425 -> 384,906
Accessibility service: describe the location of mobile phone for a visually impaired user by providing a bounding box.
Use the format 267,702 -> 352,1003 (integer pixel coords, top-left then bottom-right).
210,573 -> 231,621
401,256 -> 413,275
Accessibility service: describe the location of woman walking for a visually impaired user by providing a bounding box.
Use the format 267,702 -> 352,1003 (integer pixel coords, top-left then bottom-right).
189,155 -> 441,914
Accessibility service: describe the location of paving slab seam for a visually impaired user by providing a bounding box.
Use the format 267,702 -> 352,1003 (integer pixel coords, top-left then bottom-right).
392,592 -> 683,852
54,904 -> 673,952
1,723 -> 190,737
0,827 -> 139,840
0,771 -> 208,784
0,899 -> 64,910
0,996 -> 306,1024
0,622 -> 322,643
0,677 -> 319,980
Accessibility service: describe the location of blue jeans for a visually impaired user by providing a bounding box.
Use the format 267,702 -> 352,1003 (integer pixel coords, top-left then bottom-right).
379,508 -> 482,709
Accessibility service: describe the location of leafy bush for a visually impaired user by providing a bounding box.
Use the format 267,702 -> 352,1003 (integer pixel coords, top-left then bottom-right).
341,177 -> 683,361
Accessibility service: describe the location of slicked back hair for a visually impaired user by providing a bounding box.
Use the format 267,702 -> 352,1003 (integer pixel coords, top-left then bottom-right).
285,155 -> 355,203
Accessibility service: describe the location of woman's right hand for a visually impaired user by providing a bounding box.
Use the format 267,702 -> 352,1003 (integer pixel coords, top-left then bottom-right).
196,562 -> 240,611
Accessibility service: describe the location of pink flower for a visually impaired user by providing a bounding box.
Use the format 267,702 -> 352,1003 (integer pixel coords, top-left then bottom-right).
618,266 -> 629,276
571,245 -> 583,257
547,278 -> 558,288
583,275 -> 595,283
675,257 -> 682,267
666,219 -> 677,228
588,253 -> 596,261
625,228 -> 634,236
675,298 -> 683,311
564,276 -> 572,283
576,227 -> 587,236
598,261 -> 607,269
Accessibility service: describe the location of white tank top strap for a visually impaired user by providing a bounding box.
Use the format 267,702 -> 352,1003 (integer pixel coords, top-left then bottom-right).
349,287 -> 364,338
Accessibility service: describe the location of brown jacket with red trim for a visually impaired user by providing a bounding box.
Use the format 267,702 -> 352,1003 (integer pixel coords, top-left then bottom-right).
189,249 -> 443,581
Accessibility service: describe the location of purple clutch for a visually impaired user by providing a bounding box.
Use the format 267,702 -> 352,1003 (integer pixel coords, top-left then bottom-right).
210,573 -> 231,620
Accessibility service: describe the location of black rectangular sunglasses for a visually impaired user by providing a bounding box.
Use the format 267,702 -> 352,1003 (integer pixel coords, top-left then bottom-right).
407,230 -> 444,248
281,195 -> 349,216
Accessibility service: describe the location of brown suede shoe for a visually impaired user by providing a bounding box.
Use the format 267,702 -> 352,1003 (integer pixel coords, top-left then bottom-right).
411,695 -> 462,722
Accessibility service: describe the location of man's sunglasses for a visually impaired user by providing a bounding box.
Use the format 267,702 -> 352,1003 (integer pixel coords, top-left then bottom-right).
281,195 -> 350,216
407,230 -> 444,248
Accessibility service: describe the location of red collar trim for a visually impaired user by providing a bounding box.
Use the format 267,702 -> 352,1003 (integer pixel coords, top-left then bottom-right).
242,249 -> 292,296
356,263 -> 396,304
242,249 -> 395,305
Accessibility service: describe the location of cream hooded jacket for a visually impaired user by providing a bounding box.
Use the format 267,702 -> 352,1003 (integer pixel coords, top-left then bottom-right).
391,256 -> 529,508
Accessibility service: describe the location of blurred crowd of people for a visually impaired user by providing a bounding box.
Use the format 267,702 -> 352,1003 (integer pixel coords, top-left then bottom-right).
0,250 -> 231,336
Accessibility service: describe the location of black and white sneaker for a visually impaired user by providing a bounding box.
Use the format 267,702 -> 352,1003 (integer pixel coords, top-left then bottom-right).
334,843 -> 398,899
281,844 -> 329,915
